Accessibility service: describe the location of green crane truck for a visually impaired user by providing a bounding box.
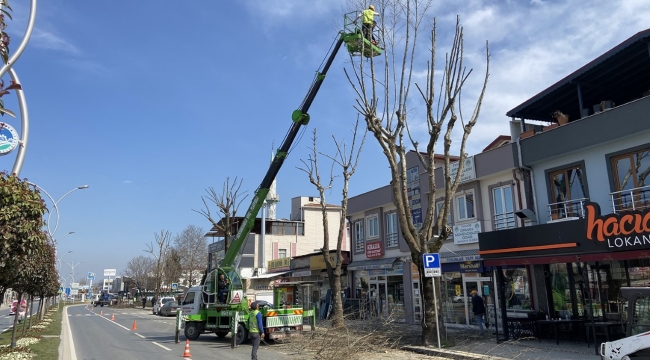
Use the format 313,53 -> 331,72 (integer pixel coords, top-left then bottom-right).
180,12 -> 381,345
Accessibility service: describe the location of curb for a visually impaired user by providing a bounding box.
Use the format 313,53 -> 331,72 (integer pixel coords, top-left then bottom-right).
401,345 -> 510,360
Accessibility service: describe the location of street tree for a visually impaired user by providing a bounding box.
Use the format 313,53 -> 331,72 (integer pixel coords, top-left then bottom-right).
298,121 -> 365,328
193,177 -> 247,253
0,173 -> 48,347
345,0 -> 489,344
163,248 -> 182,290
145,230 -> 171,299
124,255 -> 155,296
173,225 -> 207,287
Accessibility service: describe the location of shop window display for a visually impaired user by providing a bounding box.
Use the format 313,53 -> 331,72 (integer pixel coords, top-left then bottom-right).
441,272 -> 464,324
501,268 -> 531,317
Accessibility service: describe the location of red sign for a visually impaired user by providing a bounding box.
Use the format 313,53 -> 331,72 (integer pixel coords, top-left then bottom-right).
366,241 -> 384,258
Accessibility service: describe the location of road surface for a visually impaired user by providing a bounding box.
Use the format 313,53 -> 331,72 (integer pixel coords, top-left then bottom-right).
0,299 -> 41,333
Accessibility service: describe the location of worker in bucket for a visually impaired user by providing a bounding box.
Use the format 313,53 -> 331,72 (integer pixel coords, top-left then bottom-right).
357,4 -> 379,44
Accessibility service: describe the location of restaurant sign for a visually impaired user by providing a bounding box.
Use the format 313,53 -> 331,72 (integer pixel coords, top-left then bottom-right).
267,258 -> 290,272
586,202 -> 650,249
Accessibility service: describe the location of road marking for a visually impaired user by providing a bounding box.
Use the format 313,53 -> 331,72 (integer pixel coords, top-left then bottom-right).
97,315 -> 131,331
63,305 -> 78,360
135,333 -> 145,338
152,342 -> 171,351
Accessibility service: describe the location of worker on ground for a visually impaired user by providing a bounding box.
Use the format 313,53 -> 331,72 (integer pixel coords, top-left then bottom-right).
249,302 -> 265,360
358,4 -> 379,44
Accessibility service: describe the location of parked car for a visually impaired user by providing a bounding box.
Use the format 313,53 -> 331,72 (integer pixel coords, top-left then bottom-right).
453,294 -> 469,303
153,297 -> 175,315
10,300 -> 26,316
160,300 -> 181,317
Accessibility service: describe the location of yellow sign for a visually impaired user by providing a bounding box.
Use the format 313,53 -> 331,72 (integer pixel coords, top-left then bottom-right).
267,258 -> 290,271
311,254 -> 331,270
455,284 -> 461,296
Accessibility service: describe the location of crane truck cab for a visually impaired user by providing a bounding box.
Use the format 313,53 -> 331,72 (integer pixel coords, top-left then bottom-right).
600,287 -> 650,360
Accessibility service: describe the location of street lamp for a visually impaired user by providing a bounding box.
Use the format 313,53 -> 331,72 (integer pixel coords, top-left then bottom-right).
28,183 -> 89,244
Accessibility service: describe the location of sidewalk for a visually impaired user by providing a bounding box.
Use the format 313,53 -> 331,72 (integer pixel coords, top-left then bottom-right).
401,333 -> 599,360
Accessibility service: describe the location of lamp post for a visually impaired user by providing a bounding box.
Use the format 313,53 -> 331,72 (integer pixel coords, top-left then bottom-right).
64,260 -> 81,301
28,183 -> 89,244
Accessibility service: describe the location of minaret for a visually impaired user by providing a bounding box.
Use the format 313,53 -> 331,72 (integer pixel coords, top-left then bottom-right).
266,147 -> 279,220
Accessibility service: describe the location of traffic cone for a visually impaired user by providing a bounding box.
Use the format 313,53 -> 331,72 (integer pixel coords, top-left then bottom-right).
132,321 -> 137,331
111,313 -> 115,321
100,310 -> 103,316
182,339 -> 191,358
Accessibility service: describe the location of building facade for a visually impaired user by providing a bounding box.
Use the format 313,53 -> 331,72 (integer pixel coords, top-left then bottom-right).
478,29 -> 650,339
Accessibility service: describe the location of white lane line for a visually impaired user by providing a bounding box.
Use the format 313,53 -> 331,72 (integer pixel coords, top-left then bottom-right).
63,305 -> 78,360
152,342 -> 171,351
97,315 -> 131,331
135,333 -> 145,338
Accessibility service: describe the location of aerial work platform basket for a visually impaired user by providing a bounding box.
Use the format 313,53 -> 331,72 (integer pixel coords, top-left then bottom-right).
342,11 -> 382,58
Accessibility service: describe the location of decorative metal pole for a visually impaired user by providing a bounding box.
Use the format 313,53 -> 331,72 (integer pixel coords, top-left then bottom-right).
0,0 -> 37,176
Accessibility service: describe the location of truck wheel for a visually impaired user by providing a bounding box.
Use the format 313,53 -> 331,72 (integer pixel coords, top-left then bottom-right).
215,331 -> 228,338
235,323 -> 249,345
184,322 -> 201,341
100,304 -> 104,307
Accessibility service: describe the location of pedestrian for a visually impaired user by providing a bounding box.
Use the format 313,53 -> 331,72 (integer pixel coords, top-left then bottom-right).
471,290 -> 488,332
357,4 -> 379,44
142,296 -> 146,309
248,301 -> 265,360
151,296 -> 156,308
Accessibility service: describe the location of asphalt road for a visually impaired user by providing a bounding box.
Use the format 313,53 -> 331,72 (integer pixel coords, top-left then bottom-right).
0,299 -> 41,333
66,304 -> 293,360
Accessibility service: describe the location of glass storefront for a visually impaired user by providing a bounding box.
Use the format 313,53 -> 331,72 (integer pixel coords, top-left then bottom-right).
353,262 -> 406,320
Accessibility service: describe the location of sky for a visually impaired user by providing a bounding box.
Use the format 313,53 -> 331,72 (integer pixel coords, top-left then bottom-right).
1,0 -> 649,285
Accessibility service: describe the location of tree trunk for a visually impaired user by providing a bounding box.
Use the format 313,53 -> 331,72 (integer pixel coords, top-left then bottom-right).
327,264 -> 345,328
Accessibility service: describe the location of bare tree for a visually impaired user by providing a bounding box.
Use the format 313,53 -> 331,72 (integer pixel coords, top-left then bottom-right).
163,248 -> 183,289
123,255 -> 155,296
173,225 -> 207,287
193,177 -> 248,253
145,230 -> 172,299
345,0 -> 489,344
298,121 -> 366,328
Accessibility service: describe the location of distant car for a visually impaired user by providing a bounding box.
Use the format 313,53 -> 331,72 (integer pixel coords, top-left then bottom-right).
10,300 -> 26,316
453,295 -> 468,303
153,297 -> 175,315
255,300 -> 273,309
160,300 -> 181,317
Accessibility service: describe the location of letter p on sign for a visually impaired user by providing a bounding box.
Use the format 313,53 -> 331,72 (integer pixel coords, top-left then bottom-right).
422,253 -> 441,277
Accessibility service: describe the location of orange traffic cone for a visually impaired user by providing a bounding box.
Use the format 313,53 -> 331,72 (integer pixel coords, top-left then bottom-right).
182,339 -> 191,358
111,313 -> 115,321
132,321 -> 137,331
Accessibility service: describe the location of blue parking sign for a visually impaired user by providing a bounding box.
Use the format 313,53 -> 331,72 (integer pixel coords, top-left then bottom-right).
422,253 -> 441,277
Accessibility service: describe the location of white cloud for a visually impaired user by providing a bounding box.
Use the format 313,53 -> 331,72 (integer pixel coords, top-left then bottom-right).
123,180 -> 132,184
396,0 -> 650,155
30,29 -> 80,55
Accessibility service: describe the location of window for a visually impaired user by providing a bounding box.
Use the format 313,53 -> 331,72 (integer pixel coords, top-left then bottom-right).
611,147 -> 650,211
278,249 -> 287,258
271,222 -> 304,236
492,185 -> 515,230
354,221 -> 364,253
436,201 -> 452,226
549,165 -> 587,218
385,212 -> 398,247
366,214 -> 379,239
455,192 -> 475,221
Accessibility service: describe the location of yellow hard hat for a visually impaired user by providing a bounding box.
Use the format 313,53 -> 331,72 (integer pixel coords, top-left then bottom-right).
369,5 -> 375,10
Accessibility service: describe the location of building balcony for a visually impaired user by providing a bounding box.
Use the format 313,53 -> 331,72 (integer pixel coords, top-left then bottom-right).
547,198 -> 588,222
493,212 -> 516,230
610,185 -> 650,213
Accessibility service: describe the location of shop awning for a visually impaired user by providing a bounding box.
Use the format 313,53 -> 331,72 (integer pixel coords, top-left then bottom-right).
242,271 -> 291,279
347,257 -> 398,270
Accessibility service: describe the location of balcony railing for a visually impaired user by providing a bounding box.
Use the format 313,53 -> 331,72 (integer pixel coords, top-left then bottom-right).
493,212 -> 516,230
547,198 -> 588,220
610,185 -> 650,213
